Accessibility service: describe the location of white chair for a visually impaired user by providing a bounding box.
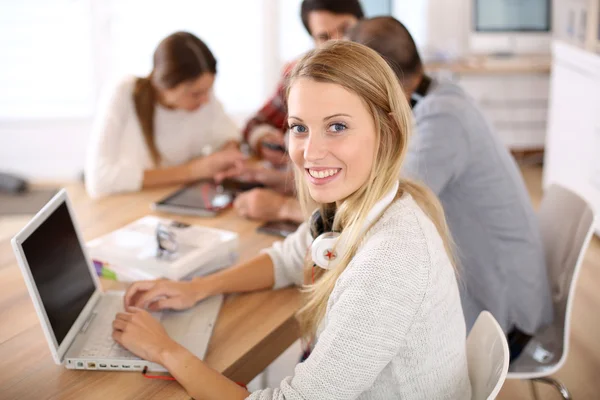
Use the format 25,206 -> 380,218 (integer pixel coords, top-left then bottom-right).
508,184 -> 596,399
467,311 -> 510,400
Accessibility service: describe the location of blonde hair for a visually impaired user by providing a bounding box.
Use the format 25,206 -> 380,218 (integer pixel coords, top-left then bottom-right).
286,40 -> 456,337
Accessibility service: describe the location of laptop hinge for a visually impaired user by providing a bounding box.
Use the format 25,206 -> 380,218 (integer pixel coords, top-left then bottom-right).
80,312 -> 97,334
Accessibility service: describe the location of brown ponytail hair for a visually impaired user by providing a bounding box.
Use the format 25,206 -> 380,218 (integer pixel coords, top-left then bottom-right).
133,31 -> 217,165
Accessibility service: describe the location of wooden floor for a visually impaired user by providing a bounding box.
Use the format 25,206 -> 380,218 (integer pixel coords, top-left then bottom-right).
497,165 -> 600,400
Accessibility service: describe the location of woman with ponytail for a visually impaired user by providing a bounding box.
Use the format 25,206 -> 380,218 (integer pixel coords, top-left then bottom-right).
85,31 -> 244,198
112,41 -> 471,399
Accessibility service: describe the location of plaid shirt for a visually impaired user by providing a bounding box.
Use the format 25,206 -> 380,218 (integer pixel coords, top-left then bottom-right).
242,61 -> 296,146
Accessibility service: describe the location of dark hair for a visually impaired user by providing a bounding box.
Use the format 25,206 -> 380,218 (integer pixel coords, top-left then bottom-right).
133,31 -> 217,165
300,0 -> 364,35
346,16 -> 422,83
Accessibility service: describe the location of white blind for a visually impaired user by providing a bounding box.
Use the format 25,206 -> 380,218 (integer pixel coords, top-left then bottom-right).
0,0 -> 95,119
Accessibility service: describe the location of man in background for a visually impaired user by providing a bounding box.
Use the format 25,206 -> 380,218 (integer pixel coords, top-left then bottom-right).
346,16 -> 553,361
225,0 -> 364,222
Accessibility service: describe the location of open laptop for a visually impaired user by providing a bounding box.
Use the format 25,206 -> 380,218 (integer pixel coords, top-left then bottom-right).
11,189 -> 223,372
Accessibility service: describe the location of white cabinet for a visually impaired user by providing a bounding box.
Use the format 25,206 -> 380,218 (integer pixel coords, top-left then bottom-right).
457,73 -> 549,149
426,56 -> 552,150
544,40 -> 600,235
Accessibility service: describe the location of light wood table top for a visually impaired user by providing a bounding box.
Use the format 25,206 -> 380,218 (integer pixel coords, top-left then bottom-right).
0,183 -> 302,399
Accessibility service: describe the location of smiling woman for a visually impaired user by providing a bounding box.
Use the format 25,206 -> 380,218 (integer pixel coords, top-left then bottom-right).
110,40 -> 471,400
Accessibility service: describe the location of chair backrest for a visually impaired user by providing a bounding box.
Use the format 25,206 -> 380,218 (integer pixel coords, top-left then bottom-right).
466,311 -> 509,400
538,184 -> 596,359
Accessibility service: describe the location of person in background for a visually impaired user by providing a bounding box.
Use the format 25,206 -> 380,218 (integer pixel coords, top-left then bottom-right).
346,16 -> 553,360
85,31 -> 244,198
111,41 -> 471,400
226,0 -> 364,222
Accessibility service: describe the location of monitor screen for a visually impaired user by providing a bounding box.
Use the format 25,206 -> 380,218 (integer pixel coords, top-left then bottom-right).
475,0 -> 551,32
21,201 -> 96,346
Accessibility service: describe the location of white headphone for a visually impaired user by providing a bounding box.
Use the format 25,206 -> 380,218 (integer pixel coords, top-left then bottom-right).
310,180 -> 400,270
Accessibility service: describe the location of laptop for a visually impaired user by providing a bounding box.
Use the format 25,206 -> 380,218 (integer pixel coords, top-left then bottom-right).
11,189 -> 223,372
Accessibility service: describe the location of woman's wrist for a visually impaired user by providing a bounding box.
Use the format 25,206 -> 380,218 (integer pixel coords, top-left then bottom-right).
278,196 -> 301,222
191,274 -> 221,302
158,340 -> 191,371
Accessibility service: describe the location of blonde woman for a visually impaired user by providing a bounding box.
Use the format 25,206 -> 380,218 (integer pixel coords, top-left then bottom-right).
85,31 -> 244,198
112,41 -> 471,399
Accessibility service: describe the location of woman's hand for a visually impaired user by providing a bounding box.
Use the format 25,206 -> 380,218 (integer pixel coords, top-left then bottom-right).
258,132 -> 288,167
233,188 -> 287,221
112,307 -> 181,364
124,279 -> 212,311
214,160 -> 290,188
185,147 -> 246,180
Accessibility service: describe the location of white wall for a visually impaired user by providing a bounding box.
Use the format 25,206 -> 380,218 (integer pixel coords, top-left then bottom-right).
0,119 -> 90,180
0,0 -> 279,181
393,0 -> 470,60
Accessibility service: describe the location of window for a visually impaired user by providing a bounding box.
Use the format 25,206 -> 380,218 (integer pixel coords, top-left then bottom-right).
105,0 -> 268,116
0,0 -> 95,119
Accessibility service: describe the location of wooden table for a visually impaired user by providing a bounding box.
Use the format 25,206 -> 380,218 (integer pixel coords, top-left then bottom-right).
0,184 -> 302,399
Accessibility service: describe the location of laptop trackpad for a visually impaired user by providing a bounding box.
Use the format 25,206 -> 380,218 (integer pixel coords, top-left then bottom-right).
161,294 -> 223,360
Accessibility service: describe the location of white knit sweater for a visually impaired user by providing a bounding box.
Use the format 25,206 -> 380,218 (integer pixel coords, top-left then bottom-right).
250,192 -> 471,400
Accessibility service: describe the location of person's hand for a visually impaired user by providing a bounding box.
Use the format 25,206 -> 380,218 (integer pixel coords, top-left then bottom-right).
214,161 -> 290,188
233,188 -> 289,222
186,147 -> 246,180
258,133 -> 288,167
112,307 -> 181,364
124,279 -> 211,311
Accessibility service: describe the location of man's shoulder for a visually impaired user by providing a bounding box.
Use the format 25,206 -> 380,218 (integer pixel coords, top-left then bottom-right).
415,80 -> 473,117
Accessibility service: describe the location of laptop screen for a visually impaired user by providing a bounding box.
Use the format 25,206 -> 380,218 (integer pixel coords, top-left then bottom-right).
21,201 -> 96,346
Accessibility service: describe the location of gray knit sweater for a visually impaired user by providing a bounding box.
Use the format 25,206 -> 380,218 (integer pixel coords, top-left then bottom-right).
249,193 -> 471,400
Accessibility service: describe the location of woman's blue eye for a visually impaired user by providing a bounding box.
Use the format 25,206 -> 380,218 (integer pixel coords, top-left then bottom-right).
330,123 -> 347,132
291,124 -> 307,134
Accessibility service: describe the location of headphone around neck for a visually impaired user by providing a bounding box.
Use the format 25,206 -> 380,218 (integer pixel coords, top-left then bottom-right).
309,181 -> 400,270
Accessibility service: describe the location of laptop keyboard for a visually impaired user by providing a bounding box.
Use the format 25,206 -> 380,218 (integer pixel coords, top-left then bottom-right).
79,295 -> 162,360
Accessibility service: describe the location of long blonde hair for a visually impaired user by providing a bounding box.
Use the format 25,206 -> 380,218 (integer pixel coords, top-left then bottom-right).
286,40 -> 456,337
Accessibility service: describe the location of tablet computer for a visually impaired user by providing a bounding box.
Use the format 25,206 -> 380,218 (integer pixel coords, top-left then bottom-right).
151,179 -> 263,217
256,220 -> 300,238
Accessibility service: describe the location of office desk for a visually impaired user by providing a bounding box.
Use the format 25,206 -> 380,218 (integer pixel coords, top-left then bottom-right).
0,184 -> 302,399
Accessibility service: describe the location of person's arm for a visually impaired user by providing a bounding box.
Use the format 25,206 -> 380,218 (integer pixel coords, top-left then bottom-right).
232,189 -> 304,224
114,226 -> 312,400
85,77 -> 146,198
125,223 -> 311,310
246,229 -> 434,399
160,345 -> 249,399
141,160 -> 202,189
402,113 -> 469,195
243,80 -> 288,150
243,63 -> 294,165
141,148 -> 244,189
279,196 -> 303,223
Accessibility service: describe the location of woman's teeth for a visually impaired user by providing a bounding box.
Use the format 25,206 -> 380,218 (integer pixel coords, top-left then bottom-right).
308,169 -> 339,179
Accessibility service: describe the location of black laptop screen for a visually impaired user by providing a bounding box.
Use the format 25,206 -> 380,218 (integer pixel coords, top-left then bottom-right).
21,201 -> 96,346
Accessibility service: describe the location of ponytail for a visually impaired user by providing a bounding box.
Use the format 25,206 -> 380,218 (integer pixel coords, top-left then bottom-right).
133,76 -> 160,166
